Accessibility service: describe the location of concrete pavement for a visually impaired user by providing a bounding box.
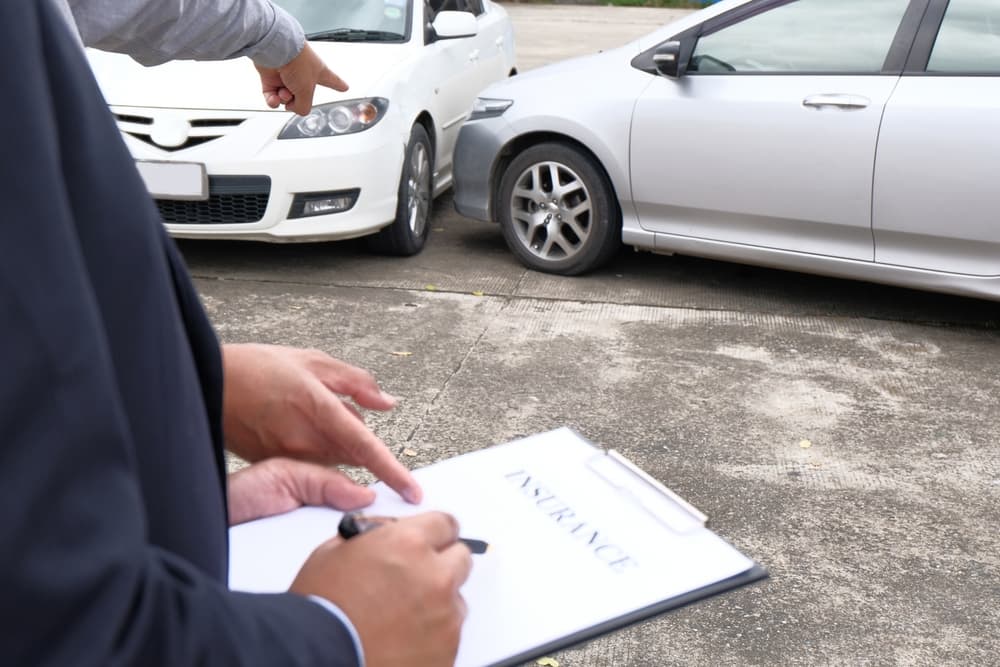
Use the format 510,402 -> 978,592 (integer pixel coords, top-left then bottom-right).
187,4 -> 1000,665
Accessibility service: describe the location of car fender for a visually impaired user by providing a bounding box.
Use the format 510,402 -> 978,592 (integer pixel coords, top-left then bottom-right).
486,51 -> 653,228
355,58 -> 437,194
502,111 -> 633,207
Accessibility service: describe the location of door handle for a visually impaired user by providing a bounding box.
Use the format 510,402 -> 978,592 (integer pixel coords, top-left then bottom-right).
802,94 -> 870,110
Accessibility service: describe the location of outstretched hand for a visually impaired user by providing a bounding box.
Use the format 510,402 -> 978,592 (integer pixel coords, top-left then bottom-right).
256,42 -> 348,115
222,343 -> 421,504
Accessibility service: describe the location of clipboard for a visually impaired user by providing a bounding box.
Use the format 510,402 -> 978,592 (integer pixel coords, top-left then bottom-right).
229,428 -> 767,666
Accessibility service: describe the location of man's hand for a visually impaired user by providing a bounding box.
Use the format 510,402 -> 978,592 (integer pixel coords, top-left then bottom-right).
222,343 -> 421,504
291,513 -> 472,667
256,42 -> 348,116
227,458 -> 375,526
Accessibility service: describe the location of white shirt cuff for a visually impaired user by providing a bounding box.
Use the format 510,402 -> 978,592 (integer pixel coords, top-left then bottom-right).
307,595 -> 366,667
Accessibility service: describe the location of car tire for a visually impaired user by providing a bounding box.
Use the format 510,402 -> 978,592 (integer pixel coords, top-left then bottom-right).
498,142 -> 620,275
368,124 -> 433,256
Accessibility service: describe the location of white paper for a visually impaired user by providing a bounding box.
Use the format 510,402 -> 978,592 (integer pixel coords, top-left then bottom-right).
229,428 -> 755,667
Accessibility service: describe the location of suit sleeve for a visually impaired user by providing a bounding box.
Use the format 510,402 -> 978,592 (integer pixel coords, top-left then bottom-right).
67,0 -> 305,67
0,2 -> 353,664
0,181 -> 360,667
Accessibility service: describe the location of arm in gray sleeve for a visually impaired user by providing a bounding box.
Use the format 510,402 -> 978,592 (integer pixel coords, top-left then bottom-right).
67,0 -> 305,68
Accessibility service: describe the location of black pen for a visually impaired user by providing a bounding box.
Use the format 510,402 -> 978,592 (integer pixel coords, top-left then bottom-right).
338,512 -> 490,554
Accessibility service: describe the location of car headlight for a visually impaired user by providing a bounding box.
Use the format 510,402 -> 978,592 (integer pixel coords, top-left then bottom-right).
468,97 -> 513,121
278,98 -> 389,139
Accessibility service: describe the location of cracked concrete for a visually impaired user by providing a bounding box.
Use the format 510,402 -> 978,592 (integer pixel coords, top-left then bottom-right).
192,226 -> 1000,665
186,4 -> 1000,665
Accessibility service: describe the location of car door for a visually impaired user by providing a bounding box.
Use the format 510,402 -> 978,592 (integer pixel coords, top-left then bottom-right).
629,0 -> 916,262
467,0 -> 514,86
873,0 -> 1000,276
419,0 -> 485,185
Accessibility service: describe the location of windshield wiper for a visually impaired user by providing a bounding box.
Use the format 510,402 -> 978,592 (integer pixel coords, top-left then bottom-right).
307,28 -> 402,42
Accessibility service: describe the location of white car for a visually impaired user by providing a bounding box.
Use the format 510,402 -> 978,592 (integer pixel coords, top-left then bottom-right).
454,0 -> 1000,301
87,0 -> 516,254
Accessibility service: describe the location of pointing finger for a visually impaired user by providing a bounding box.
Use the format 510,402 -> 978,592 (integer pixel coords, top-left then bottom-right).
314,391 -> 422,503
319,67 -> 349,92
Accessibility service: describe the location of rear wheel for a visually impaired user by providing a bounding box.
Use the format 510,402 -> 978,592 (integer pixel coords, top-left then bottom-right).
497,142 -> 620,275
368,124 -> 433,256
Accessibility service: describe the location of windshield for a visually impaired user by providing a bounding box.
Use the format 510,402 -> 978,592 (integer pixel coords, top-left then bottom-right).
274,0 -> 411,42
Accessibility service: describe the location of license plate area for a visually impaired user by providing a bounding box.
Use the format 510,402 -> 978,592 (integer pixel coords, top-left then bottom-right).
135,160 -> 208,200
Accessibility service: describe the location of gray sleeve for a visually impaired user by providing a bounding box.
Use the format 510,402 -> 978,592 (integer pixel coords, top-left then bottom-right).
67,0 -> 305,68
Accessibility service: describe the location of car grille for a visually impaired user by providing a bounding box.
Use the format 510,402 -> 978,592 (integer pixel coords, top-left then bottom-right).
157,176 -> 271,225
129,134 -> 218,151
113,112 -> 247,152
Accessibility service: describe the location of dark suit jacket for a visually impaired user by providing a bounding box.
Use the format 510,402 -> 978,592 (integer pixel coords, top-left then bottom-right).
0,1 -> 357,664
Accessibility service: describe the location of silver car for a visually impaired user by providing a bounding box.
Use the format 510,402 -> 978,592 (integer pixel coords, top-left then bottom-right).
453,0 -> 1000,301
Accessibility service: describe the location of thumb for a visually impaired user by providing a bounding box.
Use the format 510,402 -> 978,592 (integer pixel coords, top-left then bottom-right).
282,459 -> 376,510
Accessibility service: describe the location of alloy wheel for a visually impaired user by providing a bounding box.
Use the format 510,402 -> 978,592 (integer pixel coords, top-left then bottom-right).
508,161 -> 592,261
406,142 -> 431,238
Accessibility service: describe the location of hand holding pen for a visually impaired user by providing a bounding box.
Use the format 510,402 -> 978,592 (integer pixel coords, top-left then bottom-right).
290,511 -> 472,666
339,512 -> 490,554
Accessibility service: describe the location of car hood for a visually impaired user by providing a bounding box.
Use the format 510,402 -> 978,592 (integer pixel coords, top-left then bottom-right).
482,48 -> 625,96
86,42 -> 406,111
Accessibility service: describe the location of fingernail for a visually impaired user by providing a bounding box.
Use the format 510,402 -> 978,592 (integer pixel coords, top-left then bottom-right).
358,488 -> 377,506
402,487 -> 421,504
379,391 -> 398,405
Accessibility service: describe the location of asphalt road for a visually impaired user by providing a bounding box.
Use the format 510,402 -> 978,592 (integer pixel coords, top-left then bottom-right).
181,4 -> 1000,666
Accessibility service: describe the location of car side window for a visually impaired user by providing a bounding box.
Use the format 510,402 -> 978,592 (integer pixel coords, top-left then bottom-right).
689,0 -> 910,74
927,0 -> 1000,73
430,0 -> 483,15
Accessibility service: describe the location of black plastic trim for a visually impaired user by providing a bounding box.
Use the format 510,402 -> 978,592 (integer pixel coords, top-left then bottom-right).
903,0 -> 949,73
208,176 -> 271,195
155,176 -> 271,225
632,25 -> 698,75
882,0 -> 933,74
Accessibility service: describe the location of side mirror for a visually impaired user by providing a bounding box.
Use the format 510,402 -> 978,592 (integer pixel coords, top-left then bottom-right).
432,11 -> 478,40
653,41 -> 682,78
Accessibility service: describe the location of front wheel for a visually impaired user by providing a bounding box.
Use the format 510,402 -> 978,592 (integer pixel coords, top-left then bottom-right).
497,142 -> 620,275
368,124 -> 433,256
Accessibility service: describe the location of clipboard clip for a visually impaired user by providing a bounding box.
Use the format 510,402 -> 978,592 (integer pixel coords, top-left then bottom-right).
586,450 -> 708,535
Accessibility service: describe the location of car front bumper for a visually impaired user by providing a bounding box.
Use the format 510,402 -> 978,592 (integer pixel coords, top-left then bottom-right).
113,106 -> 405,242
452,115 -> 513,224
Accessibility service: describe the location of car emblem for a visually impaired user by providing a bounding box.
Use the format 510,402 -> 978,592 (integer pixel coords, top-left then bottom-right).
149,115 -> 191,149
